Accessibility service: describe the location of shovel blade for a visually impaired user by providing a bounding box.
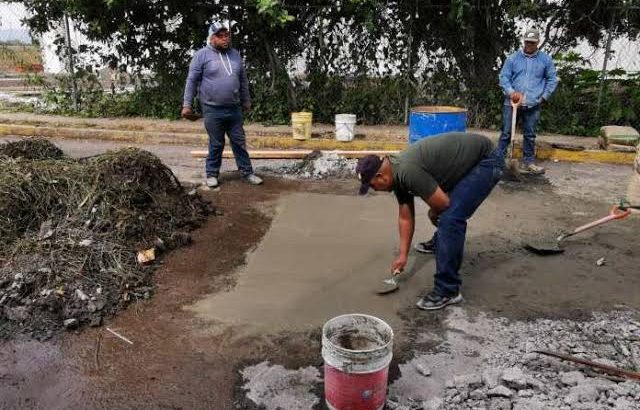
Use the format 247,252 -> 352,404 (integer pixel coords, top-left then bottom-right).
375,282 -> 399,295
523,242 -> 565,256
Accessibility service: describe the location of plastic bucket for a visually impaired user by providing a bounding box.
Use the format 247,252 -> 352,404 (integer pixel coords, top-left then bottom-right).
335,114 -> 357,142
409,105 -> 467,144
291,112 -> 313,140
322,314 -> 394,410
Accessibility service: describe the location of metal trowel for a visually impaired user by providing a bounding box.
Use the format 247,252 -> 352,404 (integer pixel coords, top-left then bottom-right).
376,269 -> 403,295
375,254 -> 421,295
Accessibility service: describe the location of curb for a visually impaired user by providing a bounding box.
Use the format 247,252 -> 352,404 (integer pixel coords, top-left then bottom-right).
0,122 -> 634,165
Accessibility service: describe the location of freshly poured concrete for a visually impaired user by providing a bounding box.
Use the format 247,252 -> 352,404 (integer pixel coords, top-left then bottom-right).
188,192 -> 436,333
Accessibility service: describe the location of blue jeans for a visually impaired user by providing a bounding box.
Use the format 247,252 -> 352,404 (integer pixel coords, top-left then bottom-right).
431,149 -> 504,297
202,104 -> 253,177
497,104 -> 541,165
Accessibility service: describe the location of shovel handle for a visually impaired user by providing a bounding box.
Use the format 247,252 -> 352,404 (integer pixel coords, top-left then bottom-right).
509,101 -> 520,159
562,206 -> 631,239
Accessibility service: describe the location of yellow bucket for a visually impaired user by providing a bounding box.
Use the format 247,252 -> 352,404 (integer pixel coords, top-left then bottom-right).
291,112 -> 313,140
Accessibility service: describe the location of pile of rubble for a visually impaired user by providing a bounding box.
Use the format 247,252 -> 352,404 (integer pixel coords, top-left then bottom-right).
259,150 -> 357,179
390,309 -> 640,410
0,139 -> 212,340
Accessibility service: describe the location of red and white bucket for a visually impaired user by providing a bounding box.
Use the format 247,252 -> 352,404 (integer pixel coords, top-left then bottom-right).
322,314 -> 394,410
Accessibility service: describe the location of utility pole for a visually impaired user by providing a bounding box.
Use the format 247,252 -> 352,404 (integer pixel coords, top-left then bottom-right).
596,12 -> 616,118
62,13 -> 78,111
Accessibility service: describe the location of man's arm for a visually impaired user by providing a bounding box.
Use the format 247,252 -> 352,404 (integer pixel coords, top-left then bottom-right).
182,52 -> 203,111
499,56 -> 516,97
423,186 -> 450,226
391,200 -> 415,273
541,56 -> 558,102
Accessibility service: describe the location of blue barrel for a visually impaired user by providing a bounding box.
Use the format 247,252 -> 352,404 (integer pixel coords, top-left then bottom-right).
409,106 -> 467,144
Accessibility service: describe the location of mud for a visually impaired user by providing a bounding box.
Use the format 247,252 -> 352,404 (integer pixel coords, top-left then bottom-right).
1,141 -> 639,409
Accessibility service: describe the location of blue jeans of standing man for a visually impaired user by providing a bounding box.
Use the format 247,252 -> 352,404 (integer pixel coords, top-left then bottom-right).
431,149 -> 504,297
202,104 -> 254,178
496,104 -> 541,165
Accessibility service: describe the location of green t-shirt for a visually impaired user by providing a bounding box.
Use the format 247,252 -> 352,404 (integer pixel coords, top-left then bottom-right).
390,132 -> 494,204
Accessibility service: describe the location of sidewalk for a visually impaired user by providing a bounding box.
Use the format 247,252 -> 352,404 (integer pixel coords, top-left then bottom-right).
0,111 -> 634,164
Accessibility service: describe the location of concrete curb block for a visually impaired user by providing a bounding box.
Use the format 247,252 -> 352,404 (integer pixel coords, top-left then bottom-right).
0,122 -> 634,165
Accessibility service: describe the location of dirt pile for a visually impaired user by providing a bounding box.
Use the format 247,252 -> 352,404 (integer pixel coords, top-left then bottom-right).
0,139 -> 212,340
0,138 -> 64,160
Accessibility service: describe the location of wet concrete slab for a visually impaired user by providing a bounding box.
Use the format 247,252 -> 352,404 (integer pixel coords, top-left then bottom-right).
187,192 -> 436,336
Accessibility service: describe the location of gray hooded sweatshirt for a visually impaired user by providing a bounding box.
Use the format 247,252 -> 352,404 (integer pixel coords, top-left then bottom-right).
183,44 -> 250,108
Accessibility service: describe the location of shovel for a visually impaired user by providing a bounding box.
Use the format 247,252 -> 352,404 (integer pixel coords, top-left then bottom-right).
524,206 -> 632,255
504,100 -> 522,180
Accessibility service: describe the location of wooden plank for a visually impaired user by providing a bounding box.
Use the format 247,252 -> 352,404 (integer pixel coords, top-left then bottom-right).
190,150 -> 400,159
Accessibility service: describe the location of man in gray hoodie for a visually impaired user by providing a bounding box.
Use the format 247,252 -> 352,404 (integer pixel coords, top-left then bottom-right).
182,22 -> 262,188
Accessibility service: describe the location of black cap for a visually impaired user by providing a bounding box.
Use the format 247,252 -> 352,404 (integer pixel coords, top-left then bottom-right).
356,155 -> 383,195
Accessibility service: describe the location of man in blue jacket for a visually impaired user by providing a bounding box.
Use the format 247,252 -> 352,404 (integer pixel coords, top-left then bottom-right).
182,22 -> 262,188
498,28 -> 558,174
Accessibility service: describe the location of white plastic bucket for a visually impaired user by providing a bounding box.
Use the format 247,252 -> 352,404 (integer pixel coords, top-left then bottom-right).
322,314 -> 394,410
335,114 -> 357,142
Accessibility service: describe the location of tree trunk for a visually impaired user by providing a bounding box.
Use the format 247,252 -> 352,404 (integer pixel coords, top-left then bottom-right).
263,38 -> 297,111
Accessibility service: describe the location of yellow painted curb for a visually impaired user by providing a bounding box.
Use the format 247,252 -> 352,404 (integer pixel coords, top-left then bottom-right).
0,123 -> 208,145
511,146 -> 635,165
0,122 -> 634,165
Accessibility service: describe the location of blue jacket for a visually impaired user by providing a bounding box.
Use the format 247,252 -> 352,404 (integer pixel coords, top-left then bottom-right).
183,45 -> 250,108
499,49 -> 558,107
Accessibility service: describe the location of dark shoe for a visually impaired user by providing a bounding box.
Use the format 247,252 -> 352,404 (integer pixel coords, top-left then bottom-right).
414,239 -> 435,254
416,291 -> 463,311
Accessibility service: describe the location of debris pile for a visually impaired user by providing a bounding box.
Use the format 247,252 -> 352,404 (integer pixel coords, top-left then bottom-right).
0,138 -> 64,160
0,139 -> 212,339
260,150 -> 356,179
389,309 -> 640,410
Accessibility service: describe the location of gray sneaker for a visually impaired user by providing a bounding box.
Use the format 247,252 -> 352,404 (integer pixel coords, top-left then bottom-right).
206,176 -> 219,188
523,163 -> 546,175
416,291 -> 463,311
245,174 -> 263,185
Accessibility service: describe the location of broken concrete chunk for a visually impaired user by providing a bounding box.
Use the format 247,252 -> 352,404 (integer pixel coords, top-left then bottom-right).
420,397 -> 443,410
63,318 -> 78,329
489,397 -> 512,410
482,368 -> 502,389
560,370 -> 585,386
453,373 -> 483,389
488,385 -> 514,398
565,383 -> 598,404
501,366 -> 529,390
613,397 -> 635,410
513,398 -> 547,410
75,288 -> 89,301
415,362 -> 431,377
469,388 -> 487,400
